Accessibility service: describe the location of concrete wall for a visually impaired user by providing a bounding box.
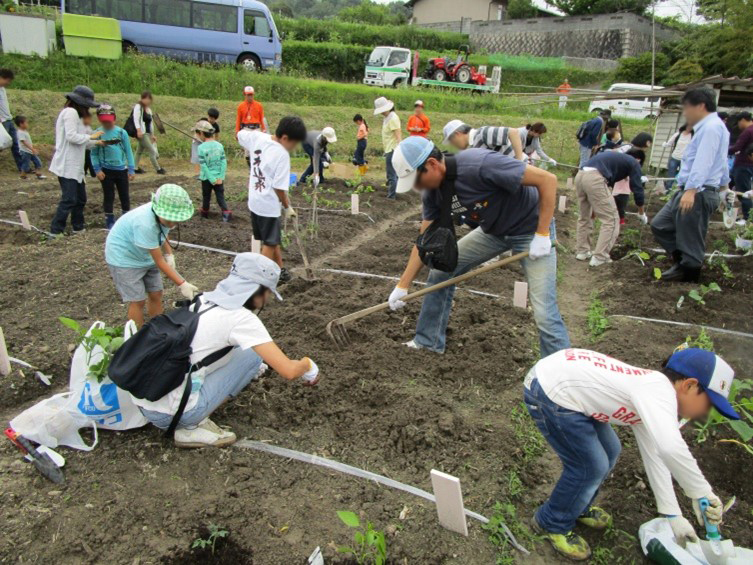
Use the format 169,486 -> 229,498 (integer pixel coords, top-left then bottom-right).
412,0 -> 504,27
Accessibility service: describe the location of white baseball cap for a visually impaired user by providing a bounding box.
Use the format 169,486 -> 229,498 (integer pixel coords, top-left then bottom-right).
322,127 -> 337,143
414,99 -> 425,107
243,86 -> 255,95
392,136 -> 435,194
442,119 -> 467,144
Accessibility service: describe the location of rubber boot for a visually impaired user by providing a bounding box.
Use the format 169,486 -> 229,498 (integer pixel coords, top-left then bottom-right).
222,210 -> 232,223
105,214 -> 115,230
358,165 -> 368,176
200,208 -> 209,219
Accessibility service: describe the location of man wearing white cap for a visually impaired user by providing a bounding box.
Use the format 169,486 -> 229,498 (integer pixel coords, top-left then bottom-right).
300,127 -> 337,185
136,253 -> 320,448
374,96 -> 402,199
387,136 -> 570,356
235,85 -> 267,136
443,119 -> 524,161
407,100 -> 431,138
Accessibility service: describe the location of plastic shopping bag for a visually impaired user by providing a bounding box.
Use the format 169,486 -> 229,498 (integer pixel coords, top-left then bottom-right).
0,124 -> 11,151
10,392 -> 98,451
639,518 -> 708,564
69,321 -> 147,431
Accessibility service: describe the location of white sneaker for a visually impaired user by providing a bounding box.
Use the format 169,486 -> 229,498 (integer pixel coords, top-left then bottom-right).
576,252 -> 592,261
174,418 -> 236,448
404,339 -> 421,349
589,256 -> 613,267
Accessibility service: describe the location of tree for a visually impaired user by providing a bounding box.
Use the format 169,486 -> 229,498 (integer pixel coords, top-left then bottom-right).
664,59 -> 705,85
338,0 -> 407,25
546,0 -> 651,15
507,0 -> 539,19
614,51 -> 670,84
269,1 -> 295,18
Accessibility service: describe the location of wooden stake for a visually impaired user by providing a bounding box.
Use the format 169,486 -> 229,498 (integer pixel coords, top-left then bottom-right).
251,237 -> 261,254
513,281 -> 528,309
558,195 -> 567,213
351,193 -> 359,215
430,469 -> 468,536
566,177 -> 573,190
0,327 -> 11,377
18,210 -> 31,230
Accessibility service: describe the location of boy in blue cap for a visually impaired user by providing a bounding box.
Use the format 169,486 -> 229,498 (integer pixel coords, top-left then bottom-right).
523,346 -> 738,560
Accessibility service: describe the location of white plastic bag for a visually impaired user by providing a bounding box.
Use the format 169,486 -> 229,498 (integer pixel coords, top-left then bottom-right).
69,321 -> 147,431
0,124 -> 12,151
10,392 -> 98,451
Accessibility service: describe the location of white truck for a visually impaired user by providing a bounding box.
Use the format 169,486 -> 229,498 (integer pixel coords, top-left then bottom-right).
588,83 -> 664,120
363,46 -> 412,88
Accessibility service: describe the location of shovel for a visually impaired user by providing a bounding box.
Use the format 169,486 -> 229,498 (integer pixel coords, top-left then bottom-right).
290,214 -> 315,280
326,251 -> 529,347
4,428 -> 65,484
697,497 -> 736,565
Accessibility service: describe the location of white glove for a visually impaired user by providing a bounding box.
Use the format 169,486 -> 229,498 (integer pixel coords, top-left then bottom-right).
638,213 -> 649,225
388,286 -> 409,311
178,281 -> 199,300
725,190 -> 737,206
549,159 -> 557,166
667,516 -> 699,547
164,253 -> 176,270
301,358 -> 319,385
284,207 -> 298,219
693,495 -> 723,526
324,152 -> 332,163
641,175 -> 649,184
322,161 -> 330,169
529,234 -> 552,260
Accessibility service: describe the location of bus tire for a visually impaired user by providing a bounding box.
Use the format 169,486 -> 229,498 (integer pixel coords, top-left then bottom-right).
238,53 -> 262,72
122,41 -> 137,54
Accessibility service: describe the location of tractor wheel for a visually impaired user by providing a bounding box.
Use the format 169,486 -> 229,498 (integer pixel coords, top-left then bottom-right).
455,66 -> 472,84
432,69 -> 448,82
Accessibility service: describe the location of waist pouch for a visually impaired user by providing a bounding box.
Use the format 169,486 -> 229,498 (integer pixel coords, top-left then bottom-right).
416,156 -> 458,273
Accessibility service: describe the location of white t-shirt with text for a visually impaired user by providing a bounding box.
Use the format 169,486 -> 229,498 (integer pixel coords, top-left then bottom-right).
237,129 -> 291,218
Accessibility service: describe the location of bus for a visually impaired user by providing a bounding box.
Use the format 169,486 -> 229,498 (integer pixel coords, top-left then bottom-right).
62,0 -> 282,71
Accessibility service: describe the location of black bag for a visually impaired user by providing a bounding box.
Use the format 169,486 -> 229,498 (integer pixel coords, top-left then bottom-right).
108,297 -> 232,436
576,121 -> 588,140
123,108 -> 137,138
416,156 -> 458,273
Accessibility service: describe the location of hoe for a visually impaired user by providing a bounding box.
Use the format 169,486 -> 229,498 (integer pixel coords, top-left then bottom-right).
326,251 -> 528,347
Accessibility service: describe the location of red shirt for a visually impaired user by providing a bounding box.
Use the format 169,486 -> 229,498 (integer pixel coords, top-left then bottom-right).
235,100 -> 266,134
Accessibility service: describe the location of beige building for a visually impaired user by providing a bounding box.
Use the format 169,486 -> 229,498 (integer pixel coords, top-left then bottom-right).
407,0 -> 508,25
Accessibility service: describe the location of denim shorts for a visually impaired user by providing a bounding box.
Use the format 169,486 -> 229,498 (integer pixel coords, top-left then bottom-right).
108,264 -> 163,302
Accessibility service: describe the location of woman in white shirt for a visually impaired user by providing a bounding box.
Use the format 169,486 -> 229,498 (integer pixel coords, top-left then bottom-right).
133,90 -> 166,175
49,86 -> 104,235
663,124 -> 692,192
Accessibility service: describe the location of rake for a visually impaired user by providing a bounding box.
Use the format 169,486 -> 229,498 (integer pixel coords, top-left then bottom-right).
326,251 -> 529,347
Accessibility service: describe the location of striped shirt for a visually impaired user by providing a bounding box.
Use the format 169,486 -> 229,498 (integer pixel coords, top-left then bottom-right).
470,126 -> 514,155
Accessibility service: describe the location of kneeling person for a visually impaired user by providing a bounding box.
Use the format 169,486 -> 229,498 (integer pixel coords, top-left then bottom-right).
525,347 -> 736,560
136,253 -> 320,448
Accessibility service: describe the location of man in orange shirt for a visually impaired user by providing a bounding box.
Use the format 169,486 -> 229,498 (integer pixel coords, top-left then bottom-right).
407,100 -> 430,137
235,86 -> 266,135
556,79 -> 572,110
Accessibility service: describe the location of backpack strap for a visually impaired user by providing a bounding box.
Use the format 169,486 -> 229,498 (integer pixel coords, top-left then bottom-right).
438,156 -> 457,230
166,375 -> 192,438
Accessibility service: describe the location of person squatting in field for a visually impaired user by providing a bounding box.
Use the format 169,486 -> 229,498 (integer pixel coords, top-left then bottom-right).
135,253 -> 320,448
386,136 -> 570,356
525,347 -> 738,561
442,119 -> 524,161
300,127 -> 337,185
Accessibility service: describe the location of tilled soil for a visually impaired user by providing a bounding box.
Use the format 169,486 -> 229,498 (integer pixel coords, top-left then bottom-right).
1,173 -> 752,564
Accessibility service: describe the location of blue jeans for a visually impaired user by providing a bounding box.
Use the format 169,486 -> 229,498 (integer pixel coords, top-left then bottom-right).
579,145 -> 593,167
413,228 -> 570,356
3,119 -> 24,172
300,142 -> 325,183
525,378 -> 621,534
353,138 -> 367,165
664,157 -> 681,192
385,151 -> 397,198
19,152 -> 42,173
733,166 -> 753,221
50,177 -> 87,234
140,347 -> 263,430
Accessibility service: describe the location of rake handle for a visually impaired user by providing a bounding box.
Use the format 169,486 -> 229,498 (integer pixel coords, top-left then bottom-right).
291,215 -> 314,277
334,251 -> 529,325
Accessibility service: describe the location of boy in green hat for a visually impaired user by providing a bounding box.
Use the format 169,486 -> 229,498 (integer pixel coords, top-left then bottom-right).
105,184 -> 199,326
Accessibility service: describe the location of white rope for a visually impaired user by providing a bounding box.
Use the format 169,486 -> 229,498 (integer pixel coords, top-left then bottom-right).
646,248 -> 747,259
234,439 -> 529,554
610,315 -> 753,339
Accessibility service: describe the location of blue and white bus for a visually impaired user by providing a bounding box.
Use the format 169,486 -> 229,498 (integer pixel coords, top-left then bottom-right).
62,0 -> 282,70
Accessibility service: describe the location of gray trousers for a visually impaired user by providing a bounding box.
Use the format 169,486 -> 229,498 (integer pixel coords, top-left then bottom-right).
650,189 -> 720,269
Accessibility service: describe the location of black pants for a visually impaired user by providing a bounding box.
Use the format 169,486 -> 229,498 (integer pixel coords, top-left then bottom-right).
84,150 -> 95,177
354,138 -> 367,165
100,168 -> 131,215
50,177 -> 87,234
613,194 -> 629,220
201,180 -> 229,211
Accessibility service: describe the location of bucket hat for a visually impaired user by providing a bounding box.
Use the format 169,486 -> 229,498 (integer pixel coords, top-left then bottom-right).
65,85 -> 99,108
203,253 -> 282,310
194,119 -> 215,134
151,184 -> 195,223
392,136 -> 435,194
373,96 -> 394,115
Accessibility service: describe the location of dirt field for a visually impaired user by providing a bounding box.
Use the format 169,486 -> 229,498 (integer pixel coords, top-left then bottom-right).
1,165 -> 752,564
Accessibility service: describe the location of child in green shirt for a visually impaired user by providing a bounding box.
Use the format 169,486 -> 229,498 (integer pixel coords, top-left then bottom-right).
195,120 -> 230,222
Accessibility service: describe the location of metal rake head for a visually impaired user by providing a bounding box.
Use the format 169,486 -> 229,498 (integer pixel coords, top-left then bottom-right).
326,319 -> 350,348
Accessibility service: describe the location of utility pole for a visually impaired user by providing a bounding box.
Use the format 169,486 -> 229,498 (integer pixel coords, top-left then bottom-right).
650,0 -> 656,117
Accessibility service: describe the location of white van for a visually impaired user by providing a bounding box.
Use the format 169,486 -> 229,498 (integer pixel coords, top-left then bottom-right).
588,83 -> 664,120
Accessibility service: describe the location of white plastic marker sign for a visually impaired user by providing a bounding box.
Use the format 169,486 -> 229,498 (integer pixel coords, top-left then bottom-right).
430,469 -> 468,536
351,193 -> 359,215
558,195 -> 567,213
566,177 -> 573,190
513,281 -> 528,309
18,210 -> 31,230
251,237 -> 261,254
0,326 -> 11,376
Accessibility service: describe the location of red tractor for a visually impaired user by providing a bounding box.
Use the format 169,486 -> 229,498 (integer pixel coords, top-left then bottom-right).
424,45 -> 487,85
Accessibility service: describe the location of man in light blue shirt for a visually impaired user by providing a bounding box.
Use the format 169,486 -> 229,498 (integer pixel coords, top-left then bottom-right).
651,88 -> 729,282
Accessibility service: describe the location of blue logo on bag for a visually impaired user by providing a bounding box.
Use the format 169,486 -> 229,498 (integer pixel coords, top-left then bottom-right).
78,382 -> 123,425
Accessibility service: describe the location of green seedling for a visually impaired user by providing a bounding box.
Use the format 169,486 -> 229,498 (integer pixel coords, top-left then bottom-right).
191,523 -> 228,555
653,267 -> 662,280
511,404 -> 546,462
696,378 -> 753,456
336,511 -> 387,565
623,249 -> 650,266
483,501 -> 536,565
686,282 -> 721,306
587,293 -> 609,341
59,318 -> 124,382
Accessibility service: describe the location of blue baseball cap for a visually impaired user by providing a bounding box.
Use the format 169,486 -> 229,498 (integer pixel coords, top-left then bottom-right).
666,348 -> 739,420
392,136 -> 435,193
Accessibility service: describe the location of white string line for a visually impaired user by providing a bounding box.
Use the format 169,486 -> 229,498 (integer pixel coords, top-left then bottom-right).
610,315 -> 753,339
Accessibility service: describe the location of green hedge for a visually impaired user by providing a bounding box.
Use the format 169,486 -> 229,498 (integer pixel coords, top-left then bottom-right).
282,41 -> 371,82
278,17 -> 467,51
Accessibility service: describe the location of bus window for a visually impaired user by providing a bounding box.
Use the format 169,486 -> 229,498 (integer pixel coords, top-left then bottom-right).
144,0 -> 190,27
193,2 -> 237,32
244,9 -> 271,37
94,0 -> 143,22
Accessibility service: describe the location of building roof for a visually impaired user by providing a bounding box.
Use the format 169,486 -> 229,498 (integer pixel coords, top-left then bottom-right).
672,75 -> 753,91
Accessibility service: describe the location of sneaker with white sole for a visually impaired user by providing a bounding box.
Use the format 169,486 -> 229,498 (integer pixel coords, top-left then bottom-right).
405,339 -> 422,349
575,252 -> 592,261
255,363 -> 268,379
589,256 -> 613,267
174,418 -> 236,448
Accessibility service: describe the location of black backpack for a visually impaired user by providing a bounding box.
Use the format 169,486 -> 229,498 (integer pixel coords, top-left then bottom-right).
416,156 -> 458,273
108,297 -> 232,436
123,108 -> 137,138
576,121 -> 588,141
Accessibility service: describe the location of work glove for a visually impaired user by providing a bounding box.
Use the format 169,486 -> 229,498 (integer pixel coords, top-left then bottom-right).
322,161 -> 330,169
324,152 -> 332,163
638,213 -> 649,225
744,190 -> 753,200
388,286 -> 409,311
667,516 -> 699,547
284,207 -> 298,219
301,357 -> 319,385
693,494 -> 723,526
725,190 -> 737,206
529,234 -> 552,260
549,159 -> 557,166
178,281 -> 199,300
164,253 -> 176,270
641,175 -> 649,184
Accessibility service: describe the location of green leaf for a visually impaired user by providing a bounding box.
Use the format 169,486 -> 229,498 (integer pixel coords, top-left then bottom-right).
354,531 -> 365,545
59,317 -> 82,332
653,267 -> 662,280
638,251 -> 650,260
707,282 -> 721,292
729,420 -> 753,443
688,290 -> 703,302
337,510 -> 360,529
109,336 -> 124,352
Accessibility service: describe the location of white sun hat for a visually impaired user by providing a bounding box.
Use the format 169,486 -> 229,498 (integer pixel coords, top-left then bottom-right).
373,96 -> 394,115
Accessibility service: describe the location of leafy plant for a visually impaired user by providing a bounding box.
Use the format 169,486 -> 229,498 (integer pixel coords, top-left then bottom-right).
623,249 -> 650,266
192,524 -> 229,555
336,511 -> 387,565
687,282 -> 721,306
707,252 -> 734,279
587,293 -> 609,341
685,328 -> 715,351
511,404 -> 546,462
653,267 -> 662,280
483,501 -> 535,565
59,318 -> 124,383
695,379 -> 753,456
